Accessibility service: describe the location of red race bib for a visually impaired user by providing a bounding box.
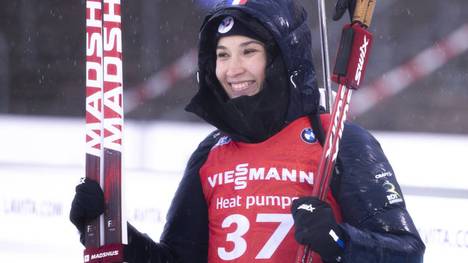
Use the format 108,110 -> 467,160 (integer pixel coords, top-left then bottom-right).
200,117 -> 341,262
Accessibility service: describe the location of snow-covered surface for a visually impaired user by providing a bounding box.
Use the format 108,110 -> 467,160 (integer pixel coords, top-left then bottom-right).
0,115 -> 466,262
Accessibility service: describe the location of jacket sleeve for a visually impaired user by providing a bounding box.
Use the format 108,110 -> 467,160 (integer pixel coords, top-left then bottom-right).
331,123 -> 425,263
124,131 -> 219,263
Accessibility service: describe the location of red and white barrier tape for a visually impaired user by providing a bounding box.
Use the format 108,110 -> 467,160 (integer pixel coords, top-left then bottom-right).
124,48 -> 197,113
351,23 -> 468,116
125,24 -> 468,117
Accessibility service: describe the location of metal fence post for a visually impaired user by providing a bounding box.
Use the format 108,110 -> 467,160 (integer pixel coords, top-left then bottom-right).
0,32 -> 9,113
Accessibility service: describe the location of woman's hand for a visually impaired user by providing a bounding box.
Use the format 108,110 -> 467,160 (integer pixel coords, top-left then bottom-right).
333,0 -> 357,22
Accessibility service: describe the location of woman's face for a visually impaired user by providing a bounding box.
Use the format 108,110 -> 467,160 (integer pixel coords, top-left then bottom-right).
215,35 -> 267,99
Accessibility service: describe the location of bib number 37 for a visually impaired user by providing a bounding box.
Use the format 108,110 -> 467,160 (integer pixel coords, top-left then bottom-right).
218,213 -> 294,260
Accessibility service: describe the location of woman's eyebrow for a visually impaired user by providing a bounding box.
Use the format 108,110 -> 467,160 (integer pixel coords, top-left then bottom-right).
216,40 -> 264,50
240,40 -> 264,47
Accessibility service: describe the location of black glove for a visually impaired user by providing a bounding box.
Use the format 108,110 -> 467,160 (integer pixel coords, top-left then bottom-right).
291,197 -> 346,262
333,0 -> 356,21
69,178 -> 105,244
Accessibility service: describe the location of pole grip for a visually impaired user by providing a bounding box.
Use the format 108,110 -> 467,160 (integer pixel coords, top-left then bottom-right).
352,0 -> 376,27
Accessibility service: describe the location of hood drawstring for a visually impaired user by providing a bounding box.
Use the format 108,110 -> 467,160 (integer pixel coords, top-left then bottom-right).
290,70 -> 299,89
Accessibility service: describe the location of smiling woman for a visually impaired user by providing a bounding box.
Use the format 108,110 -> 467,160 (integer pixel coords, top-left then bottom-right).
213,15 -> 268,99
69,1 -> 425,262
186,9 -> 292,143
215,35 -> 267,98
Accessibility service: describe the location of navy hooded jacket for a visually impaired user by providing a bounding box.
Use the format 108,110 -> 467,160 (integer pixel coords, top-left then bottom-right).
125,1 -> 425,262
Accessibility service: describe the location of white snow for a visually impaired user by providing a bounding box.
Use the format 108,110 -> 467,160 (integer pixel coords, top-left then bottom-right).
0,115 -> 466,262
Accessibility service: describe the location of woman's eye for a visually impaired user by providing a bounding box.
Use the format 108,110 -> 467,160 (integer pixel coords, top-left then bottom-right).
244,49 -> 258,55
216,52 -> 228,58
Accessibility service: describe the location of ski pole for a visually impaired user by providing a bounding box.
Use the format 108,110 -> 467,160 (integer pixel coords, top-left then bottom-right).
317,0 -> 333,113
295,0 -> 376,262
316,0 -> 376,198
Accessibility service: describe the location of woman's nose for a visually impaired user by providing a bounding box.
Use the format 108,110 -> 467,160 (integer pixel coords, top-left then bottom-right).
226,56 -> 245,77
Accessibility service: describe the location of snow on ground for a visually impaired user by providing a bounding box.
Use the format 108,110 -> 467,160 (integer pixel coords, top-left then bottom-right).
0,115 -> 466,262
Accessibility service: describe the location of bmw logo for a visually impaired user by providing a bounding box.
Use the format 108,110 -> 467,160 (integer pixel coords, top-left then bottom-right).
301,128 -> 317,144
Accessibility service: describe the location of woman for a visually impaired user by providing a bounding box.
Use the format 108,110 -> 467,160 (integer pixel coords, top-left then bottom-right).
71,0 -> 425,262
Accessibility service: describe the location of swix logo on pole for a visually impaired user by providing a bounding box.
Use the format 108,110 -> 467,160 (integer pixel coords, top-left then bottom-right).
102,0 -> 123,152
331,23 -> 373,90
347,24 -> 373,89
354,35 -> 370,86
85,0 -> 104,157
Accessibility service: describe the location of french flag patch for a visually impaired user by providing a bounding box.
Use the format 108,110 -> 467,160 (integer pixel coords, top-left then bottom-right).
232,0 -> 248,5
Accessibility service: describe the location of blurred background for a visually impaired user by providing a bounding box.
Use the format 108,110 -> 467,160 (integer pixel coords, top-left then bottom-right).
1,0 -> 467,130
0,0 -> 467,262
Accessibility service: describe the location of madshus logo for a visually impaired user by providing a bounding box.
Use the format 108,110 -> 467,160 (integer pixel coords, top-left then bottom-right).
84,250 -> 120,262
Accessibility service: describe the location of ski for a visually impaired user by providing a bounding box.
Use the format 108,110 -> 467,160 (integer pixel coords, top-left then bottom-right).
84,0 -> 104,250
84,0 -> 126,262
102,0 -> 126,247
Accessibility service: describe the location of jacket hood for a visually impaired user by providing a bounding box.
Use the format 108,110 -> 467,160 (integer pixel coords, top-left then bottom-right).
186,0 -> 320,140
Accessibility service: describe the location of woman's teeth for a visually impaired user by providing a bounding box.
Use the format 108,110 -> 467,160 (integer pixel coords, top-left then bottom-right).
231,81 -> 254,90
